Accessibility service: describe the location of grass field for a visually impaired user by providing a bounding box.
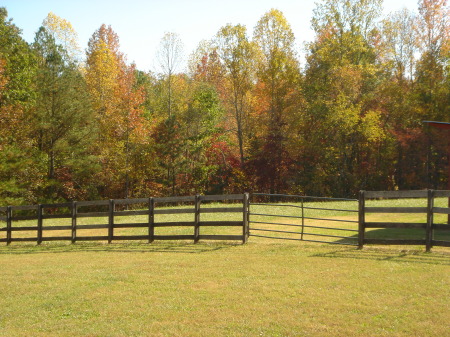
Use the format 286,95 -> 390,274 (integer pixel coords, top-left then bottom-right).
0,198 -> 449,336
0,242 -> 449,336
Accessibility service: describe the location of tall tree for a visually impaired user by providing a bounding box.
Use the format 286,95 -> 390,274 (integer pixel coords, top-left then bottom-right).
304,0 -> 386,195
181,82 -> 225,194
86,25 -> 147,198
0,8 -> 38,204
86,25 -> 122,119
381,9 -> 418,81
415,0 -> 449,188
252,9 -> 302,194
377,9 -> 423,190
32,26 -> 97,201
215,24 -> 254,166
156,32 -> 184,118
415,0 -> 449,122
42,12 -> 80,61
418,0 -> 449,57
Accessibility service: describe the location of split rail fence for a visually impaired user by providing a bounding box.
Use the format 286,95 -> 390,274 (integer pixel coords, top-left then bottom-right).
247,190 -> 450,251
0,194 -> 250,245
0,190 -> 449,251
359,190 -> 450,251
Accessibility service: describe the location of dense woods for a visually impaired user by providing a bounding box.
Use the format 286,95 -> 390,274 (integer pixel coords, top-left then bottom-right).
0,0 -> 449,205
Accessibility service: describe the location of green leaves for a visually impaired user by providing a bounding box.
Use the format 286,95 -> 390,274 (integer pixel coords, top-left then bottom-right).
0,8 -> 36,106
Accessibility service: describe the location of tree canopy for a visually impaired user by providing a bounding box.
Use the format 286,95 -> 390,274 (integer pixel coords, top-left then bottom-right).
0,1 -> 449,205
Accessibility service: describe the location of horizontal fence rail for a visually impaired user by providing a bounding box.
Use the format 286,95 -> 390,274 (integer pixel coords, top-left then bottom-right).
1,190 -> 449,251
0,194 -> 250,245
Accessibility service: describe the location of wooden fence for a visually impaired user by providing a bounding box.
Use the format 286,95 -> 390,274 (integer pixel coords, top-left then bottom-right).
1,190 -> 450,251
358,190 -> 450,251
0,194 -> 250,245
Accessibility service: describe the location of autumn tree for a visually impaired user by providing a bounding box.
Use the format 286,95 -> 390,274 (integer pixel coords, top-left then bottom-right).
86,25 -> 147,198
42,12 -> 81,61
304,0 -> 386,195
376,8 -> 424,190
415,0 -> 449,188
156,32 -> 184,118
251,9 -> 302,194
215,24 -> 255,166
415,0 -> 449,122
189,40 -> 223,85
381,9 -> 418,81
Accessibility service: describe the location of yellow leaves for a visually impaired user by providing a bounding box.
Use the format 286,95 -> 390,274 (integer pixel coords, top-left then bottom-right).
253,8 -> 297,71
86,39 -> 121,113
86,25 -> 148,147
360,110 -> 385,143
42,12 -> 80,59
329,64 -> 363,101
86,25 -> 127,121
326,93 -> 385,145
84,25 -> 150,196
327,93 -> 359,132
254,8 -> 295,50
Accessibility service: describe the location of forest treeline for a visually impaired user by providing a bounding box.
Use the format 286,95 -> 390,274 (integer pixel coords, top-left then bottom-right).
0,0 -> 449,205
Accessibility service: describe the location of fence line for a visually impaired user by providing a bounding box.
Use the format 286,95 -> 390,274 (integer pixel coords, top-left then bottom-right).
1,190 -> 449,251
358,190 -> 450,251
0,194 -> 250,245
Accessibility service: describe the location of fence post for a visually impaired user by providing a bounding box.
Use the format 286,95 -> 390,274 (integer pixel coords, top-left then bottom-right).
72,201 -> 77,244
37,204 -> 43,245
108,199 -> 114,243
148,197 -> 155,243
300,198 -> 305,241
194,195 -> 200,243
243,193 -> 249,244
6,206 -> 12,245
358,191 -> 365,249
426,189 -> 434,252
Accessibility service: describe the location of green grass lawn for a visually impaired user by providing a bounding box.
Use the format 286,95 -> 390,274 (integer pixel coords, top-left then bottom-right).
0,198 -> 449,336
0,242 -> 449,336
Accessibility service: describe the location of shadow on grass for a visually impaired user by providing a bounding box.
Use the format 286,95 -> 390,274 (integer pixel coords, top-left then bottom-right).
0,241 -> 242,255
363,228 -> 450,241
311,247 -> 450,266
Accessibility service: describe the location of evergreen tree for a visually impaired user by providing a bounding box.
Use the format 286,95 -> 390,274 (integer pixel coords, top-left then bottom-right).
32,26 -> 98,201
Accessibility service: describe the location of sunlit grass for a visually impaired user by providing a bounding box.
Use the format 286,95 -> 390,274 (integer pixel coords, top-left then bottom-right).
0,198 -> 449,336
0,242 -> 448,336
